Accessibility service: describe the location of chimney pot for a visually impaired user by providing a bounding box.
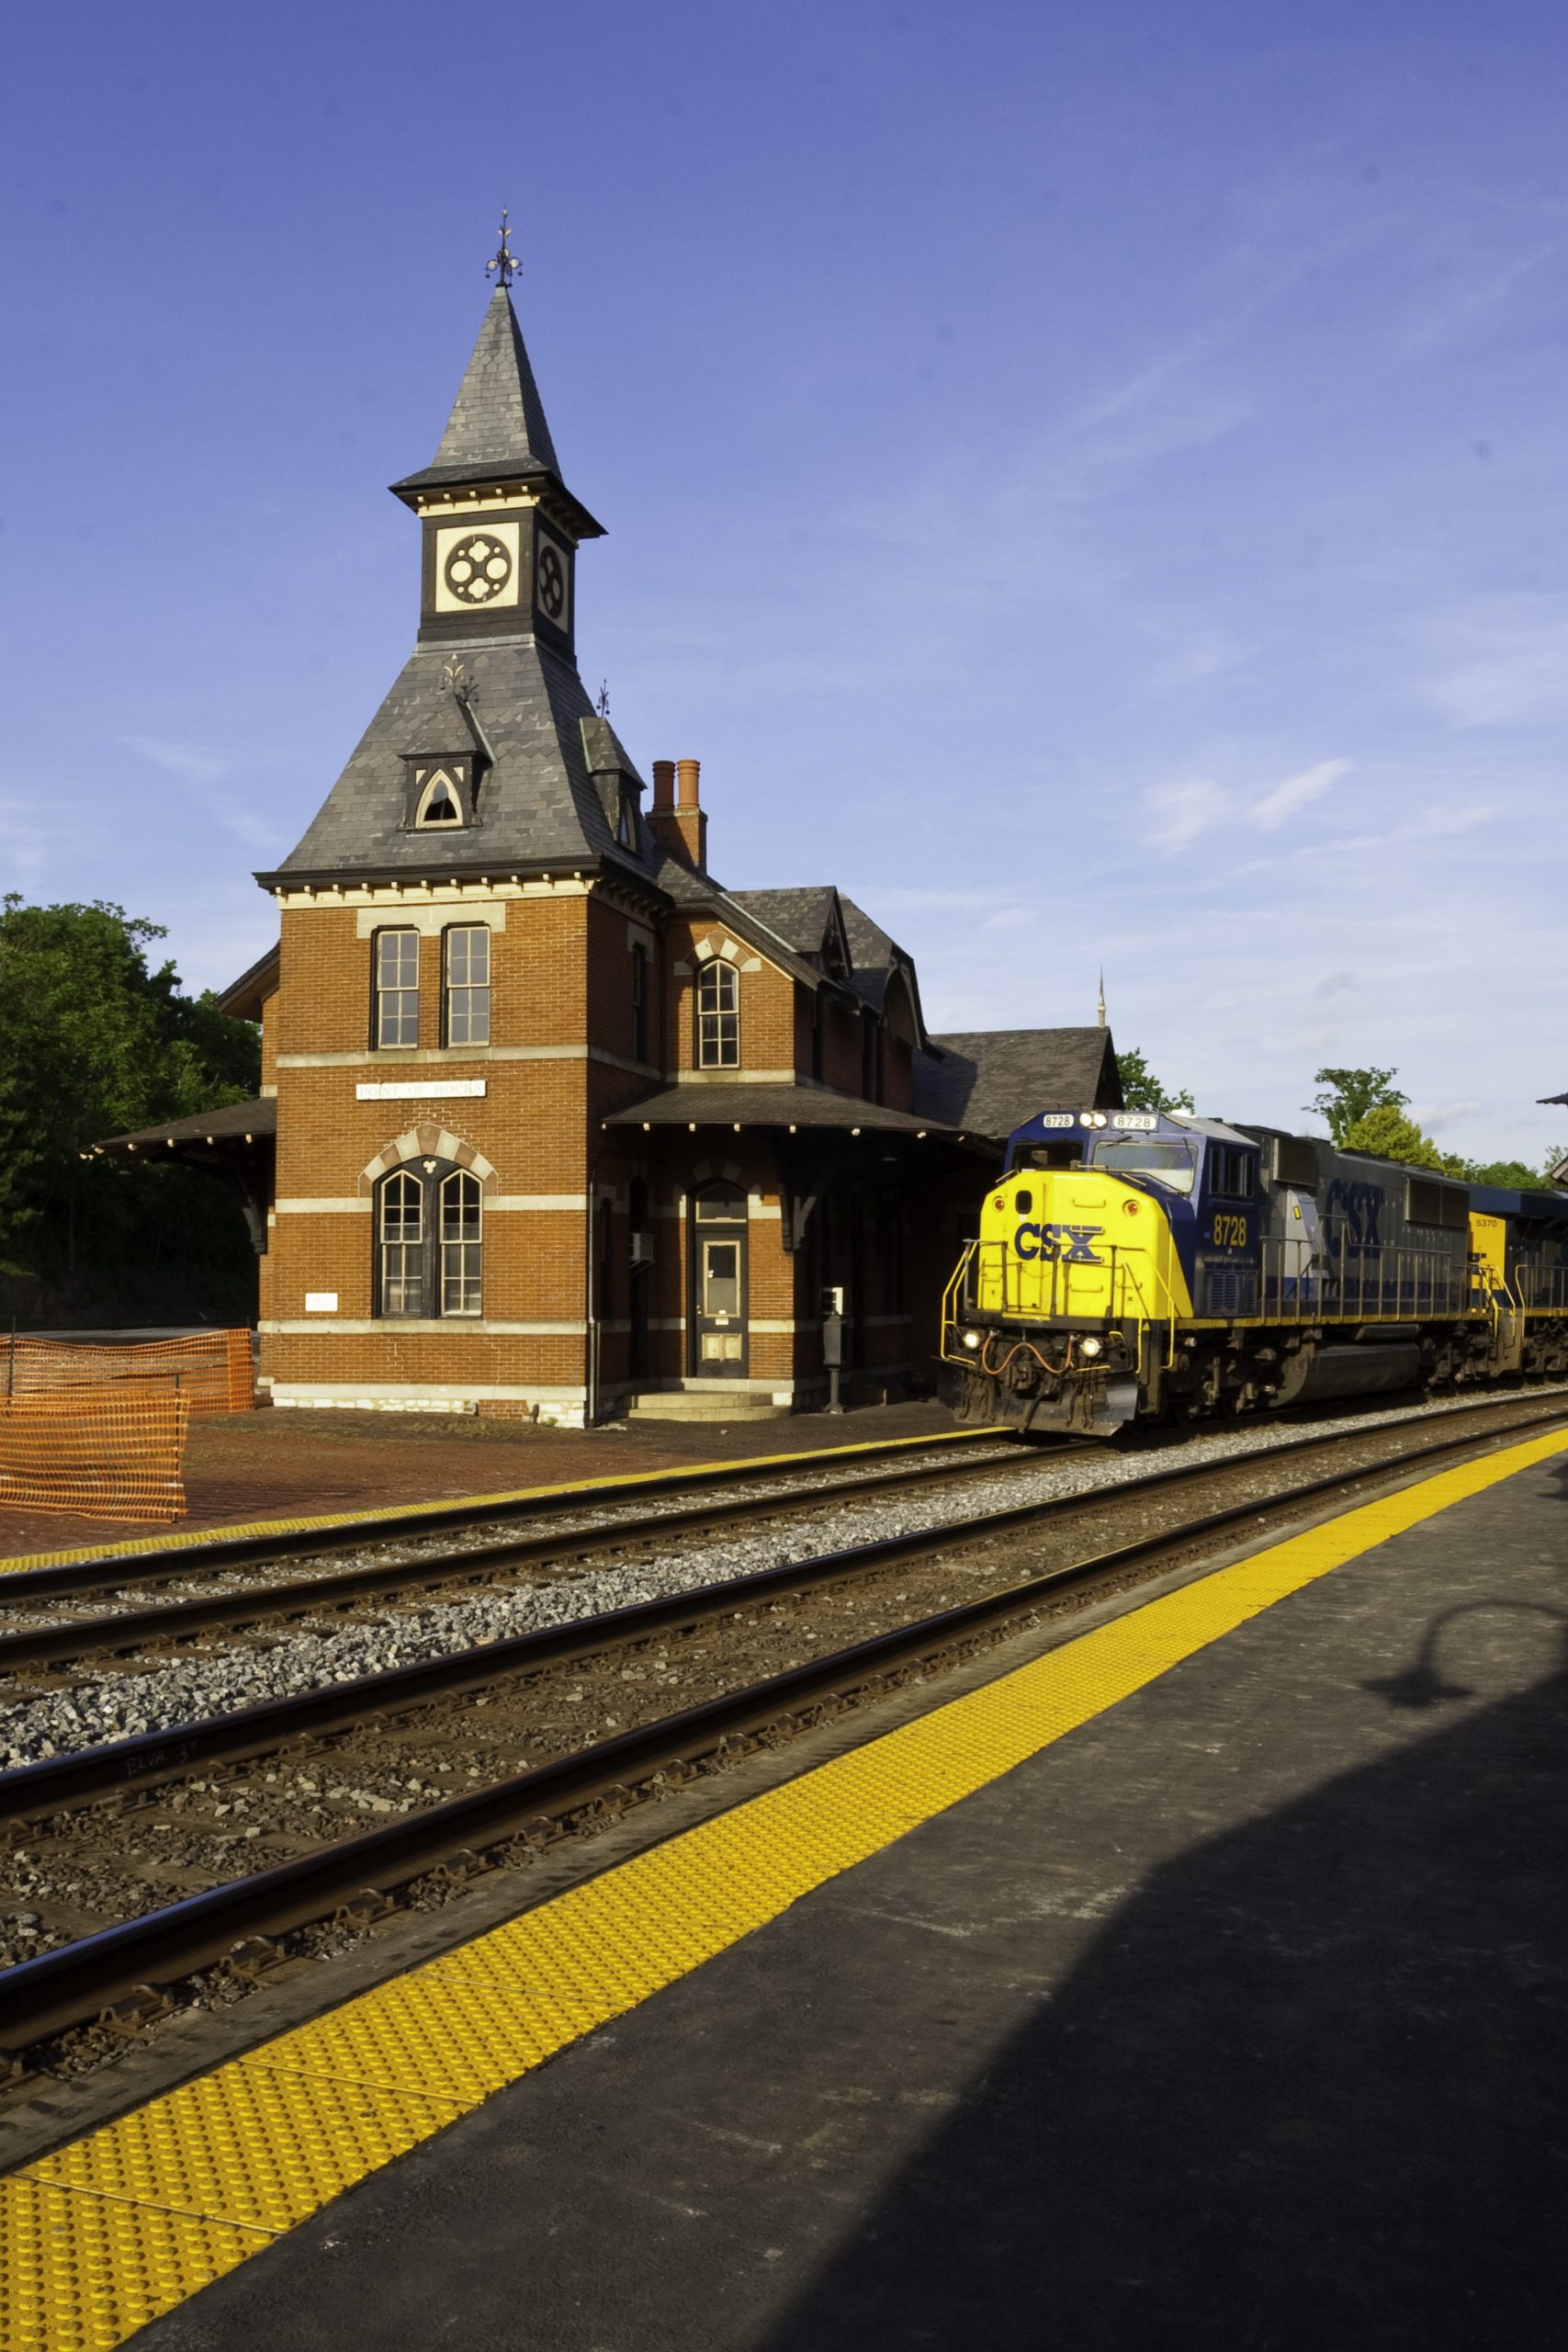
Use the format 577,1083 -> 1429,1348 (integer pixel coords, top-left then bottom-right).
677,757 -> 701,808
651,759 -> 675,810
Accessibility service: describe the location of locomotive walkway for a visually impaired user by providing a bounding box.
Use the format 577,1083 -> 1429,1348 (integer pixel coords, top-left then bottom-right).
4,1428 -> 1566,2348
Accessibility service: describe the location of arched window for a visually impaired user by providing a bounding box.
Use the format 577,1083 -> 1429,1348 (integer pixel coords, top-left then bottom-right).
377,1160 -> 482,1318
416,772 -> 462,826
379,1170 -> 425,1316
696,958 -> 739,1069
441,1170 -> 482,1316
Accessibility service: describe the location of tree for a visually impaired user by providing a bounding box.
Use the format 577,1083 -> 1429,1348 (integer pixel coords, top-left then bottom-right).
1116,1047 -> 1195,1114
1461,1152 -> 1568,1191
1305,1066 -> 1407,1145
0,896 -> 260,1312
1339,1104 -> 1461,1172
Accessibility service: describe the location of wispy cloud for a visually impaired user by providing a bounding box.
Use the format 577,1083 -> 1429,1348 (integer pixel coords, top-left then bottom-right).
123,735 -> 230,786
1413,1099 -> 1482,1134
1145,778 -> 1230,853
1253,758 -> 1350,831
1399,243 -> 1557,353
1144,758 -> 1348,853
1423,601 -> 1568,728
0,796 -> 65,878
122,735 -> 285,852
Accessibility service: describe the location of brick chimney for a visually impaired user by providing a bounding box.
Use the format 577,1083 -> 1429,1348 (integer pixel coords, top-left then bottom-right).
647,755 -> 707,870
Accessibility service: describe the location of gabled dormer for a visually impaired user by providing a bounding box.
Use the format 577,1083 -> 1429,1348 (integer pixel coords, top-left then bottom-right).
581,715 -> 649,862
400,662 -> 496,832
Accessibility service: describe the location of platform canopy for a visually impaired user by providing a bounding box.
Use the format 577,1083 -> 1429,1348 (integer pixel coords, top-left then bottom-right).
92,1097 -> 276,1252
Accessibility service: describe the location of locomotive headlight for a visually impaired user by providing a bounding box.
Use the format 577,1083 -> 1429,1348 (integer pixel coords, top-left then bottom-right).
962,1328 -> 983,1351
1078,1335 -> 1103,1359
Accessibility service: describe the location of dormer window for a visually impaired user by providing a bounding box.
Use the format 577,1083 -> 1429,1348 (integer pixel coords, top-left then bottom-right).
416,770 -> 462,826
616,784 -> 639,852
402,752 -> 476,831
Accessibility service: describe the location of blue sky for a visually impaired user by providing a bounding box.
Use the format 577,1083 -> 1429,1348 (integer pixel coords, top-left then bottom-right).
4,0 -> 1565,1161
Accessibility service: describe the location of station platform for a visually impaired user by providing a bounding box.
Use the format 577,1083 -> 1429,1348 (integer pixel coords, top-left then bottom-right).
5,1428 -> 1566,2349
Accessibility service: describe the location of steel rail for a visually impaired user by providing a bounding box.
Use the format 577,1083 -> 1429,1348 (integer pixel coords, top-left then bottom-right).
0,1429 -> 1018,1603
3,1403 -> 1561,2055
0,1440 -> 1068,1664
2,1394 -> 1556,1674
4,1398 -> 1562,1823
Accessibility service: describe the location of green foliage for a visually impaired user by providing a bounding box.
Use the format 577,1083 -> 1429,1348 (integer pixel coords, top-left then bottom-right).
0,896 -> 261,1316
1314,1060 -> 1567,1190
1115,1046 -> 1195,1114
1305,1066 -> 1407,1145
1339,1104 -> 1460,1172
1461,1152 -> 1568,1191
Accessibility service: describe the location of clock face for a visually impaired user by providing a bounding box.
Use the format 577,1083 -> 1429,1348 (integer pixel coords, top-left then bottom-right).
444,531 -> 513,605
535,529 -> 572,633
432,516 -> 523,616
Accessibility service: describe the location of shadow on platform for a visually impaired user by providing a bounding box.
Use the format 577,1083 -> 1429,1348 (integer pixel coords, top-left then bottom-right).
762,1614 -> 1568,2350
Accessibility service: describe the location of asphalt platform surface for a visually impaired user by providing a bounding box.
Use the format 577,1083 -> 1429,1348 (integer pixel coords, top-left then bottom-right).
133,1452 -> 1568,2350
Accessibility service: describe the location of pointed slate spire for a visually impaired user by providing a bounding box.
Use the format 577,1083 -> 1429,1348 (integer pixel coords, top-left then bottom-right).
438,285 -> 560,477
392,286 -> 560,493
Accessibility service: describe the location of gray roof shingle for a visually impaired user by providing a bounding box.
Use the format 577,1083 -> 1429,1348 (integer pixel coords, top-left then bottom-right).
98,1098 -> 277,1149
261,640 -> 661,887
913,1029 -> 1122,1140
726,888 -> 839,956
603,1081 -> 953,1136
391,288 -> 562,494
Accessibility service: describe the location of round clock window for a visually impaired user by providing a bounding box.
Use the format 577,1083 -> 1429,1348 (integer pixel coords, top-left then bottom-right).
444,532 -> 513,605
536,542 -> 566,621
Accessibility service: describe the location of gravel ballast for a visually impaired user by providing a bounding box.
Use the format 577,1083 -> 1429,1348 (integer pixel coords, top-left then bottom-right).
2,1388 -> 1561,1775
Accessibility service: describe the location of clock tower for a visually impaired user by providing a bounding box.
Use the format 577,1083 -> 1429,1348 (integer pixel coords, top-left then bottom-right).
391,274 -> 603,662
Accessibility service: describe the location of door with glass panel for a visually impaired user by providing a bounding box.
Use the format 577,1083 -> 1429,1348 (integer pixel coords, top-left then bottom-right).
692,1182 -> 748,1376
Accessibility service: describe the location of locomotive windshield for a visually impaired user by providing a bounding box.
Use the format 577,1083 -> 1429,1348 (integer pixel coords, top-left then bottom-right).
1092,1138 -> 1198,1194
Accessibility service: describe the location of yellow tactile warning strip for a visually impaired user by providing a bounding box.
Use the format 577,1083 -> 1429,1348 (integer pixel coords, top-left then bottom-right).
0,1427 -> 1002,1576
5,1424 -> 1564,2350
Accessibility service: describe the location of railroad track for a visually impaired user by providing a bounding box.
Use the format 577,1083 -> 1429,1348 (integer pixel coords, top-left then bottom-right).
0,1432 -> 1043,1663
1,1389 -> 1562,2059
0,1427 -> 1025,1606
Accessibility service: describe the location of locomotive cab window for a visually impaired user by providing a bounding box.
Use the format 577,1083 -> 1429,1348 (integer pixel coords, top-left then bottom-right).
1209,1145 -> 1257,1200
1092,1139 -> 1197,1194
1014,1144 -> 1086,1171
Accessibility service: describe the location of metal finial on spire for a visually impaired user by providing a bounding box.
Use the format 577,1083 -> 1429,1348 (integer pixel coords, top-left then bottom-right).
1097,968 -> 1107,1030
596,681 -> 612,718
485,209 -> 520,289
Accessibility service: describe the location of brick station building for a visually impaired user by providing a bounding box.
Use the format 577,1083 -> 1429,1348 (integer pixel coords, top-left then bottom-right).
105,276 -> 1120,1423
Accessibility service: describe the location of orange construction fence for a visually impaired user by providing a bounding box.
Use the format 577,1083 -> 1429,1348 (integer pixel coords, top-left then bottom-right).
0,1328 -> 253,1416
0,1390 -> 189,1524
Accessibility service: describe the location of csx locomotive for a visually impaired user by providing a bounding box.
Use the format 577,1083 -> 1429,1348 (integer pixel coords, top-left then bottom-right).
940,1108 -> 1568,1435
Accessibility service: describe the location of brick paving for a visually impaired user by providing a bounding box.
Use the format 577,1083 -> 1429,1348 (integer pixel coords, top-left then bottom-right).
0,1399 -> 958,1562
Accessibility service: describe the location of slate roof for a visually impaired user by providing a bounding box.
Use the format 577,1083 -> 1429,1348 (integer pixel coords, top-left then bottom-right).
260,640 -> 661,888
391,288 -> 580,505
602,1082 -> 954,1136
727,888 -> 839,957
96,1098 -> 277,1151
723,887 -> 930,1041
912,1029 -> 1123,1142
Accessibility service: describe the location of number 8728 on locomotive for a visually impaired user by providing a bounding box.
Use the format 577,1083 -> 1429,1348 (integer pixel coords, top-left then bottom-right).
939,1108 -> 1568,1436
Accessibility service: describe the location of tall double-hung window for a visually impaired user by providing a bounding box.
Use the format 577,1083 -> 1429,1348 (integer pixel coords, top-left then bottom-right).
444,925 -> 491,1046
374,929 -> 420,1046
696,958 -> 739,1069
377,1162 -> 483,1318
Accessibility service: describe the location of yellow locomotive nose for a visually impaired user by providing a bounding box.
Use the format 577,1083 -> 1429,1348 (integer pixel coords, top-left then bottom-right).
970,1169 -> 1185,1327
